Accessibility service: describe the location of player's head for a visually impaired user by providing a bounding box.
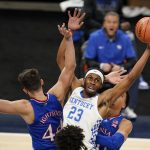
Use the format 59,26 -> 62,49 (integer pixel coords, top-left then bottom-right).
55,125 -> 87,150
83,68 -> 105,97
109,91 -> 130,113
103,11 -> 119,37
18,68 -> 43,93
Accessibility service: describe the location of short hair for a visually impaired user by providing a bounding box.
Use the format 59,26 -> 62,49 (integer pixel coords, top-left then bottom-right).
55,125 -> 87,150
18,68 -> 41,92
104,11 -> 120,21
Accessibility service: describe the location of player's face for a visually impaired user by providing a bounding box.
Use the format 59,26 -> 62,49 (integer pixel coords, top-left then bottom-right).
83,73 -> 102,96
103,15 -> 119,38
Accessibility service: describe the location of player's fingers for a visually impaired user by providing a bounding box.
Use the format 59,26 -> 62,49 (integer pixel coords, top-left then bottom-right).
120,75 -> 127,79
57,24 -> 60,29
68,10 -> 72,18
57,25 -> 62,32
73,8 -> 77,17
62,22 -> 65,28
79,22 -> 84,27
79,12 -> 86,22
76,9 -> 81,17
119,69 -> 127,75
115,69 -> 126,74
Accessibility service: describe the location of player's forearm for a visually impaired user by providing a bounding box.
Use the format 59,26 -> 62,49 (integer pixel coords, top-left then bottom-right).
127,47 -> 150,83
56,37 -> 66,71
112,46 -> 150,101
96,133 -> 124,150
65,36 -> 76,71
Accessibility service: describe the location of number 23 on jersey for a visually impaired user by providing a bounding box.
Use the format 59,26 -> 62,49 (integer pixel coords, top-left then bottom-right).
67,106 -> 84,122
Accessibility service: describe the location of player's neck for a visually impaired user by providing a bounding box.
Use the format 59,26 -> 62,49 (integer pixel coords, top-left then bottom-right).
30,90 -> 47,101
109,110 -> 120,118
82,90 -> 96,98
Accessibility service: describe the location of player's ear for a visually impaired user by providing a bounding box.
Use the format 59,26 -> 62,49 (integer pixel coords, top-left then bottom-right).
122,103 -> 126,109
82,78 -> 85,86
23,88 -> 27,94
40,79 -> 44,86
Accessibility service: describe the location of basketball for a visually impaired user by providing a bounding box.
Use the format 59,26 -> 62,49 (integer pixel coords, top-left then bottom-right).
135,17 -> 150,43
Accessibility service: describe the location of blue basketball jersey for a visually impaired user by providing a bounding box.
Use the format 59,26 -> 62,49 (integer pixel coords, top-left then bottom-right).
27,93 -> 63,150
97,115 -> 124,150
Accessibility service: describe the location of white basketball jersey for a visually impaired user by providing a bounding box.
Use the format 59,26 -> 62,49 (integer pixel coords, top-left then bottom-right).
63,87 -> 102,150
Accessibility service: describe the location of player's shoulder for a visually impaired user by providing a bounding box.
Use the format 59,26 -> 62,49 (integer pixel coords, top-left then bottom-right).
120,118 -> 133,128
13,99 -> 29,105
11,99 -> 33,117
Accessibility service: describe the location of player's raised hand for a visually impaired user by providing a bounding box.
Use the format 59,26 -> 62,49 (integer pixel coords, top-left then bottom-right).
106,69 -> 127,84
68,8 -> 85,31
58,23 -> 72,40
58,23 -> 66,35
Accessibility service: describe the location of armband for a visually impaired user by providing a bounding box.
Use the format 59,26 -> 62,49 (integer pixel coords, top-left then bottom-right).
96,132 -> 125,150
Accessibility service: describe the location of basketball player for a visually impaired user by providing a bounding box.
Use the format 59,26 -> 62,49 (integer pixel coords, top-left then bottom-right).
57,8 -> 150,149
57,7 -> 150,149
63,45 -> 150,150
96,89 -> 132,150
0,25 -> 76,149
55,125 -> 87,150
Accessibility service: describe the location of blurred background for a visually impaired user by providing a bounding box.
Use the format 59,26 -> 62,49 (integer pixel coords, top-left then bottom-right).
0,0 -> 150,138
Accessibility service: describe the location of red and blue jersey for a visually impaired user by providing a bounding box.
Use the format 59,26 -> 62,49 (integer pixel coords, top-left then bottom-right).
27,93 -> 63,150
97,115 -> 124,150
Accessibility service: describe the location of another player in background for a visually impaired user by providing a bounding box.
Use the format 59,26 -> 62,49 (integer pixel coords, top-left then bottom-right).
0,24 -> 76,150
55,125 -> 87,150
96,87 -> 132,150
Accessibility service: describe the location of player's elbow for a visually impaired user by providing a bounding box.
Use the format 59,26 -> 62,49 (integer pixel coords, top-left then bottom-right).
107,133 -> 125,150
96,133 -> 125,150
67,62 -> 76,71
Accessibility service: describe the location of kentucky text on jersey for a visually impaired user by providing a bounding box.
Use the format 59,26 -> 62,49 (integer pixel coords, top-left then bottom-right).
40,110 -> 62,124
70,97 -> 94,110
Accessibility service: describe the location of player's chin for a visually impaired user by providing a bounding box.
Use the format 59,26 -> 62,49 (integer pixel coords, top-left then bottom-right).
86,88 -> 97,96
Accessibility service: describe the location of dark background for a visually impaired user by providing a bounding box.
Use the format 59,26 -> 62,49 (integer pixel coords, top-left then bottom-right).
0,2 -> 149,116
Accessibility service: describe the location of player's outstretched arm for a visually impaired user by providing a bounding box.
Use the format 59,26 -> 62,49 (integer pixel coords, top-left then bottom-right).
48,25 -> 76,103
109,44 -> 150,102
56,23 -> 66,71
0,99 -> 35,124
56,8 -> 85,71
0,99 -> 28,114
